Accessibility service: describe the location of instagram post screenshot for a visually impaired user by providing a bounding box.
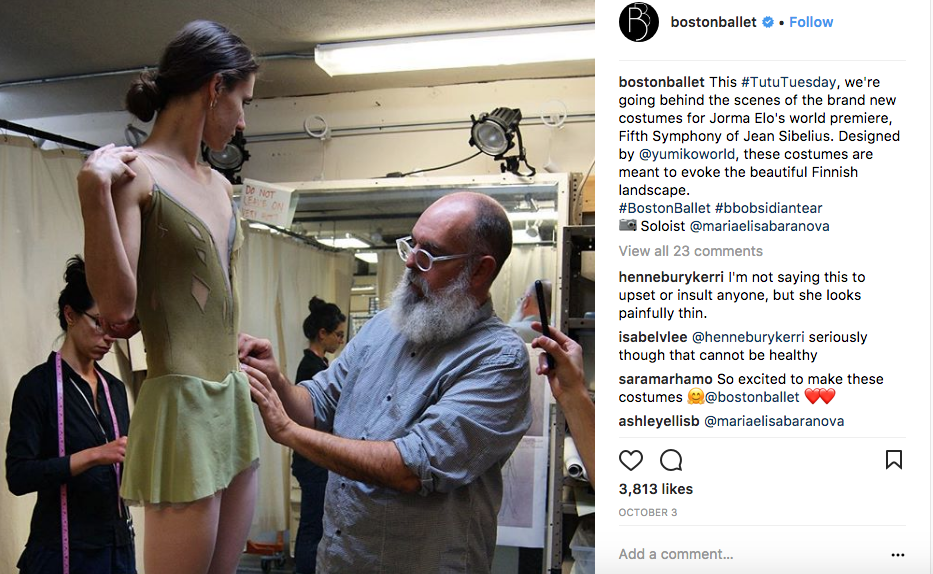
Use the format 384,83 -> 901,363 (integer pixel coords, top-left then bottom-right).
596,1 -> 932,572
0,1 -> 929,573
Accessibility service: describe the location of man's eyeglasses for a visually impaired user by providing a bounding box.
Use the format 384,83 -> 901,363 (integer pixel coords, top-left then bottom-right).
396,236 -> 470,272
82,311 -> 103,333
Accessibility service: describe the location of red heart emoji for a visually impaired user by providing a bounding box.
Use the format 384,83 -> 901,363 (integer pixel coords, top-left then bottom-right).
820,388 -> 835,404
805,388 -> 819,404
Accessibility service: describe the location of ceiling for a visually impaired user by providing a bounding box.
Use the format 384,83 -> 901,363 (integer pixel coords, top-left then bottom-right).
0,0 -> 594,121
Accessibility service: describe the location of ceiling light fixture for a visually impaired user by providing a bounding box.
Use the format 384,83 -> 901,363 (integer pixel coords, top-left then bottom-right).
317,234 -> 372,249
354,252 -> 379,265
507,209 -> 558,223
470,107 -> 536,177
314,23 -> 595,76
512,228 -> 544,245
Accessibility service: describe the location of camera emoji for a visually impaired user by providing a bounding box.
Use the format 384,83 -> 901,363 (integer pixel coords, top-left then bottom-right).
619,219 -> 637,231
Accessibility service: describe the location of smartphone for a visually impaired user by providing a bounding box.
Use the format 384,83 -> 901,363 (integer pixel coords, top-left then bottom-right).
534,279 -> 555,369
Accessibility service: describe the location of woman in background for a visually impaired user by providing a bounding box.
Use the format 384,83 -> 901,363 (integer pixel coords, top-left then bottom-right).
6,256 -> 134,573
292,296 -> 346,574
77,20 -> 259,574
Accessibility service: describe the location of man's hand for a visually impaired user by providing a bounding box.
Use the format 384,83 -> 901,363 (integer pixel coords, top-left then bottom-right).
238,333 -> 285,389
243,363 -> 294,444
532,323 -> 595,486
531,322 -> 586,401
243,364 -> 419,493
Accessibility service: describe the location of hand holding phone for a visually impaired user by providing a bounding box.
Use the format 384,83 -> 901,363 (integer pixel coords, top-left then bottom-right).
534,279 -> 555,369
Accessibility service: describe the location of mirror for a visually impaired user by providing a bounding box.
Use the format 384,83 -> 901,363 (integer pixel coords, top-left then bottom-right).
279,173 -> 571,336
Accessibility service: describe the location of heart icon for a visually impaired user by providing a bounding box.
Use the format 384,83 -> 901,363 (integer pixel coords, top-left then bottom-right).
805,388 -> 819,404
820,388 -> 835,404
619,450 -> 643,471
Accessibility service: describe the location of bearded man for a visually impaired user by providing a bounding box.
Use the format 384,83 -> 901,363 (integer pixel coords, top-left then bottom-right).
508,279 -> 552,343
239,191 -> 532,573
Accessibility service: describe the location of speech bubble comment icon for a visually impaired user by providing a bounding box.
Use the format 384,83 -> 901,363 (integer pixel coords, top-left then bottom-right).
660,448 -> 683,471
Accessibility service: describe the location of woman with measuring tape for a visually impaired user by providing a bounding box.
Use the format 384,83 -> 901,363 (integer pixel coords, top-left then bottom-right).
5,256 -> 134,574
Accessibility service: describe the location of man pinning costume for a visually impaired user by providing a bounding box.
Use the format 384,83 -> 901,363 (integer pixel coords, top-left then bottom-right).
240,191 -> 532,573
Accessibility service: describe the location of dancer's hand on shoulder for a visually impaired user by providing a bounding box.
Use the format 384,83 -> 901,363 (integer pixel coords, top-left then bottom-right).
78,144 -> 138,198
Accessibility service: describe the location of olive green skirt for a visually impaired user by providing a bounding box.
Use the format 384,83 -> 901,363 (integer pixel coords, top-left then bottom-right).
121,370 -> 259,505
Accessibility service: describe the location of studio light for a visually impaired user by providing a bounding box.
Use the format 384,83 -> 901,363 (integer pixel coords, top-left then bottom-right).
124,124 -> 148,147
314,24 -> 595,76
470,107 -> 521,157
203,131 -> 250,184
525,221 -> 540,238
470,107 -> 536,177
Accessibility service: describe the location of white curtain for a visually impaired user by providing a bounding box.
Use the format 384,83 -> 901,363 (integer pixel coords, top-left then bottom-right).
0,138 -> 112,569
239,228 -> 354,533
376,250 -> 407,310
490,244 -> 558,322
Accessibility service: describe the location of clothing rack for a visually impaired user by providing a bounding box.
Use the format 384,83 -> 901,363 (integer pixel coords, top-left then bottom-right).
0,119 -> 97,151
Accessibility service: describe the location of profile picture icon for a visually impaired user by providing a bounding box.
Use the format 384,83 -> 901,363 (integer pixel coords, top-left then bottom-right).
619,2 -> 659,42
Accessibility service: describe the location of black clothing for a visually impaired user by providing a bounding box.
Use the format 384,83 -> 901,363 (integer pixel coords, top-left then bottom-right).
295,349 -> 328,384
292,349 -> 330,574
17,541 -> 135,574
6,352 -> 133,553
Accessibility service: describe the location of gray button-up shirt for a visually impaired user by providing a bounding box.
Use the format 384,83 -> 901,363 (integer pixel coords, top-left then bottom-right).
299,301 -> 532,573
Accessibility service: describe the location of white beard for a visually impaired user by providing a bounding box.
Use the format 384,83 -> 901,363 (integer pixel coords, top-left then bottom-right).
388,268 -> 481,345
508,304 -> 528,325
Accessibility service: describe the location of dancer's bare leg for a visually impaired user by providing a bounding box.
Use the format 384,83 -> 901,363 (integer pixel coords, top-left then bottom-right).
144,496 -> 221,574
143,467 -> 257,574
207,466 -> 259,574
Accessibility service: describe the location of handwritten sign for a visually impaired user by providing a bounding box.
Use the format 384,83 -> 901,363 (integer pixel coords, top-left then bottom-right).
239,178 -> 297,227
